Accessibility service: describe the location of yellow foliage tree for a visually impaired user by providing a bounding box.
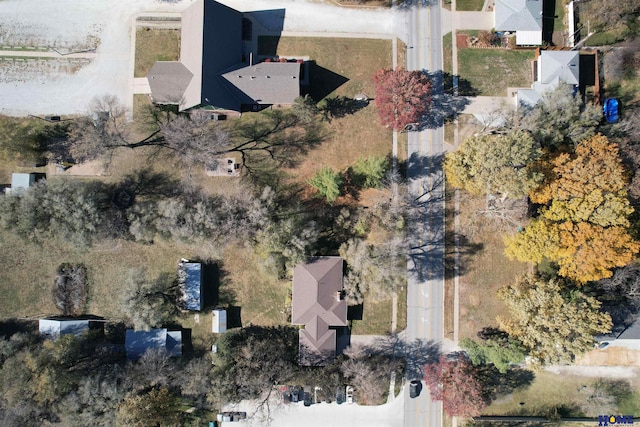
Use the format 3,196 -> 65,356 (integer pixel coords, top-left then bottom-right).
498,273 -> 612,365
532,134 -> 629,206
504,219 -> 561,264
506,134 -> 639,282
556,222 -> 640,282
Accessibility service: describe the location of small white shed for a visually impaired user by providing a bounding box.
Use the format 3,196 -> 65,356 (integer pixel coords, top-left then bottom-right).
212,309 -> 227,333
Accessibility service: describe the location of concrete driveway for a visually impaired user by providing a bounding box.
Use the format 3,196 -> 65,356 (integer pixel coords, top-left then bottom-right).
223,388 -> 406,427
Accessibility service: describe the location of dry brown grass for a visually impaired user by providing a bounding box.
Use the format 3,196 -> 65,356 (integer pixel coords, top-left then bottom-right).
456,192 -> 530,339
220,244 -> 289,327
458,48 -> 535,96
134,28 -> 180,78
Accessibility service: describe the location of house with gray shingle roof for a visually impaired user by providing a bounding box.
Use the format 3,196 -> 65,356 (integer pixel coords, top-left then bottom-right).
494,0 -> 543,46
517,50 -> 579,106
292,257 -> 347,366
147,0 -> 301,114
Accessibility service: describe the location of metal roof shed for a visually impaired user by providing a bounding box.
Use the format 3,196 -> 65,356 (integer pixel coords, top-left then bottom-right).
212,309 -> 227,333
39,319 -> 89,338
125,329 -> 183,359
179,261 -> 202,311
11,173 -> 38,192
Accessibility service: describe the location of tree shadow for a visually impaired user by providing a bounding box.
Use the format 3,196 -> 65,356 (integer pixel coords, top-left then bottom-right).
0,319 -> 37,338
352,334 -> 442,380
41,122 -> 72,164
441,71 -> 480,97
394,0 -> 434,9
419,70 -> 471,130
476,366 -> 536,401
404,153 -> 447,281
212,262 -> 237,308
319,96 -> 368,122
117,169 -> 181,203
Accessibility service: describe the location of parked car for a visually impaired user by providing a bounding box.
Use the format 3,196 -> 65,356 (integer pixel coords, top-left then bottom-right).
303,391 -> 313,407
604,98 -> 620,123
409,380 -> 422,398
335,387 -> 345,404
345,386 -> 354,404
291,386 -> 300,403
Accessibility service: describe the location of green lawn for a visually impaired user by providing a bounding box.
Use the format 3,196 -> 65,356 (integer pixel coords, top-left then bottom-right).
258,36 -> 391,101
455,0 -> 484,11
134,28 -> 180,77
350,287 -> 406,335
443,32 -> 453,76
457,48 -> 535,96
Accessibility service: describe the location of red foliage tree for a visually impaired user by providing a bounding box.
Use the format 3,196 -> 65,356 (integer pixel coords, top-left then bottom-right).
423,354 -> 489,417
372,67 -> 431,131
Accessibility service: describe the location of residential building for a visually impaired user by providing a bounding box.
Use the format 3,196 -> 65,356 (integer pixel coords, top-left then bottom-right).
494,0 -> 543,46
517,50 -> 579,106
291,257 -> 347,366
147,0 -> 301,114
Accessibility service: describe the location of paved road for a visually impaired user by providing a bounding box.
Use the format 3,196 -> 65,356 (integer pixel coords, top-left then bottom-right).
404,1 -> 446,427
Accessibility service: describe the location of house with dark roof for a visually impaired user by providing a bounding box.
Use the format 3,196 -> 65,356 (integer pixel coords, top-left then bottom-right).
517,49 -> 580,106
125,329 -> 183,359
494,0 -> 543,46
39,318 -> 90,338
291,257 -> 347,366
147,0 -> 301,114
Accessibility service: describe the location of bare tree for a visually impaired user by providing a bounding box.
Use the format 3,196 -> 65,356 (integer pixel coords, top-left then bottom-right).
67,95 -> 137,163
119,269 -> 181,331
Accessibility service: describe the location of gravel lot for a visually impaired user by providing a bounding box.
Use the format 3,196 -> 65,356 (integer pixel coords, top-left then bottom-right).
0,0 -> 401,117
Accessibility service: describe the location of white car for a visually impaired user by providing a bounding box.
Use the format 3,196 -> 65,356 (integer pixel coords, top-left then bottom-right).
345,386 -> 354,404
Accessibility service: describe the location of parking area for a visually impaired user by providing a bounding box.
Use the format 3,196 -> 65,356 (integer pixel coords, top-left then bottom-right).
222,386 -> 405,427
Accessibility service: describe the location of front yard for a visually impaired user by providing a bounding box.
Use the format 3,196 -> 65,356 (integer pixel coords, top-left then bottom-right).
134,27 -> 180,77
457,48 -> 535,96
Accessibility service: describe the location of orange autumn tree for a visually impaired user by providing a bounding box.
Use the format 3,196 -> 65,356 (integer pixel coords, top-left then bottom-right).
505,134 -> 639,283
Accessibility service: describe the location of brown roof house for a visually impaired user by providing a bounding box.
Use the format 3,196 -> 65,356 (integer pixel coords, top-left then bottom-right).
147,0 -> 301,114
292,257 -> 347,366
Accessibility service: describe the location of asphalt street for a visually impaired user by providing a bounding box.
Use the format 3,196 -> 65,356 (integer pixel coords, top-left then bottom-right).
404,1 -> 446,427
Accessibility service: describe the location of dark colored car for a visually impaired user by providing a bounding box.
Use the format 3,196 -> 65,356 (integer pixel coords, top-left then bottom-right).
335,387 -> 345,405
604,98 -> 620,124
303,391 -> 313,406
409,380 -> 422,398
291,387 -> 300,403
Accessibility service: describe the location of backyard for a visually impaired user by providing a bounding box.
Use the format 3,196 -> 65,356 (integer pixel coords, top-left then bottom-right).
457,48 -> 535,96
0,34 -> 405,347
